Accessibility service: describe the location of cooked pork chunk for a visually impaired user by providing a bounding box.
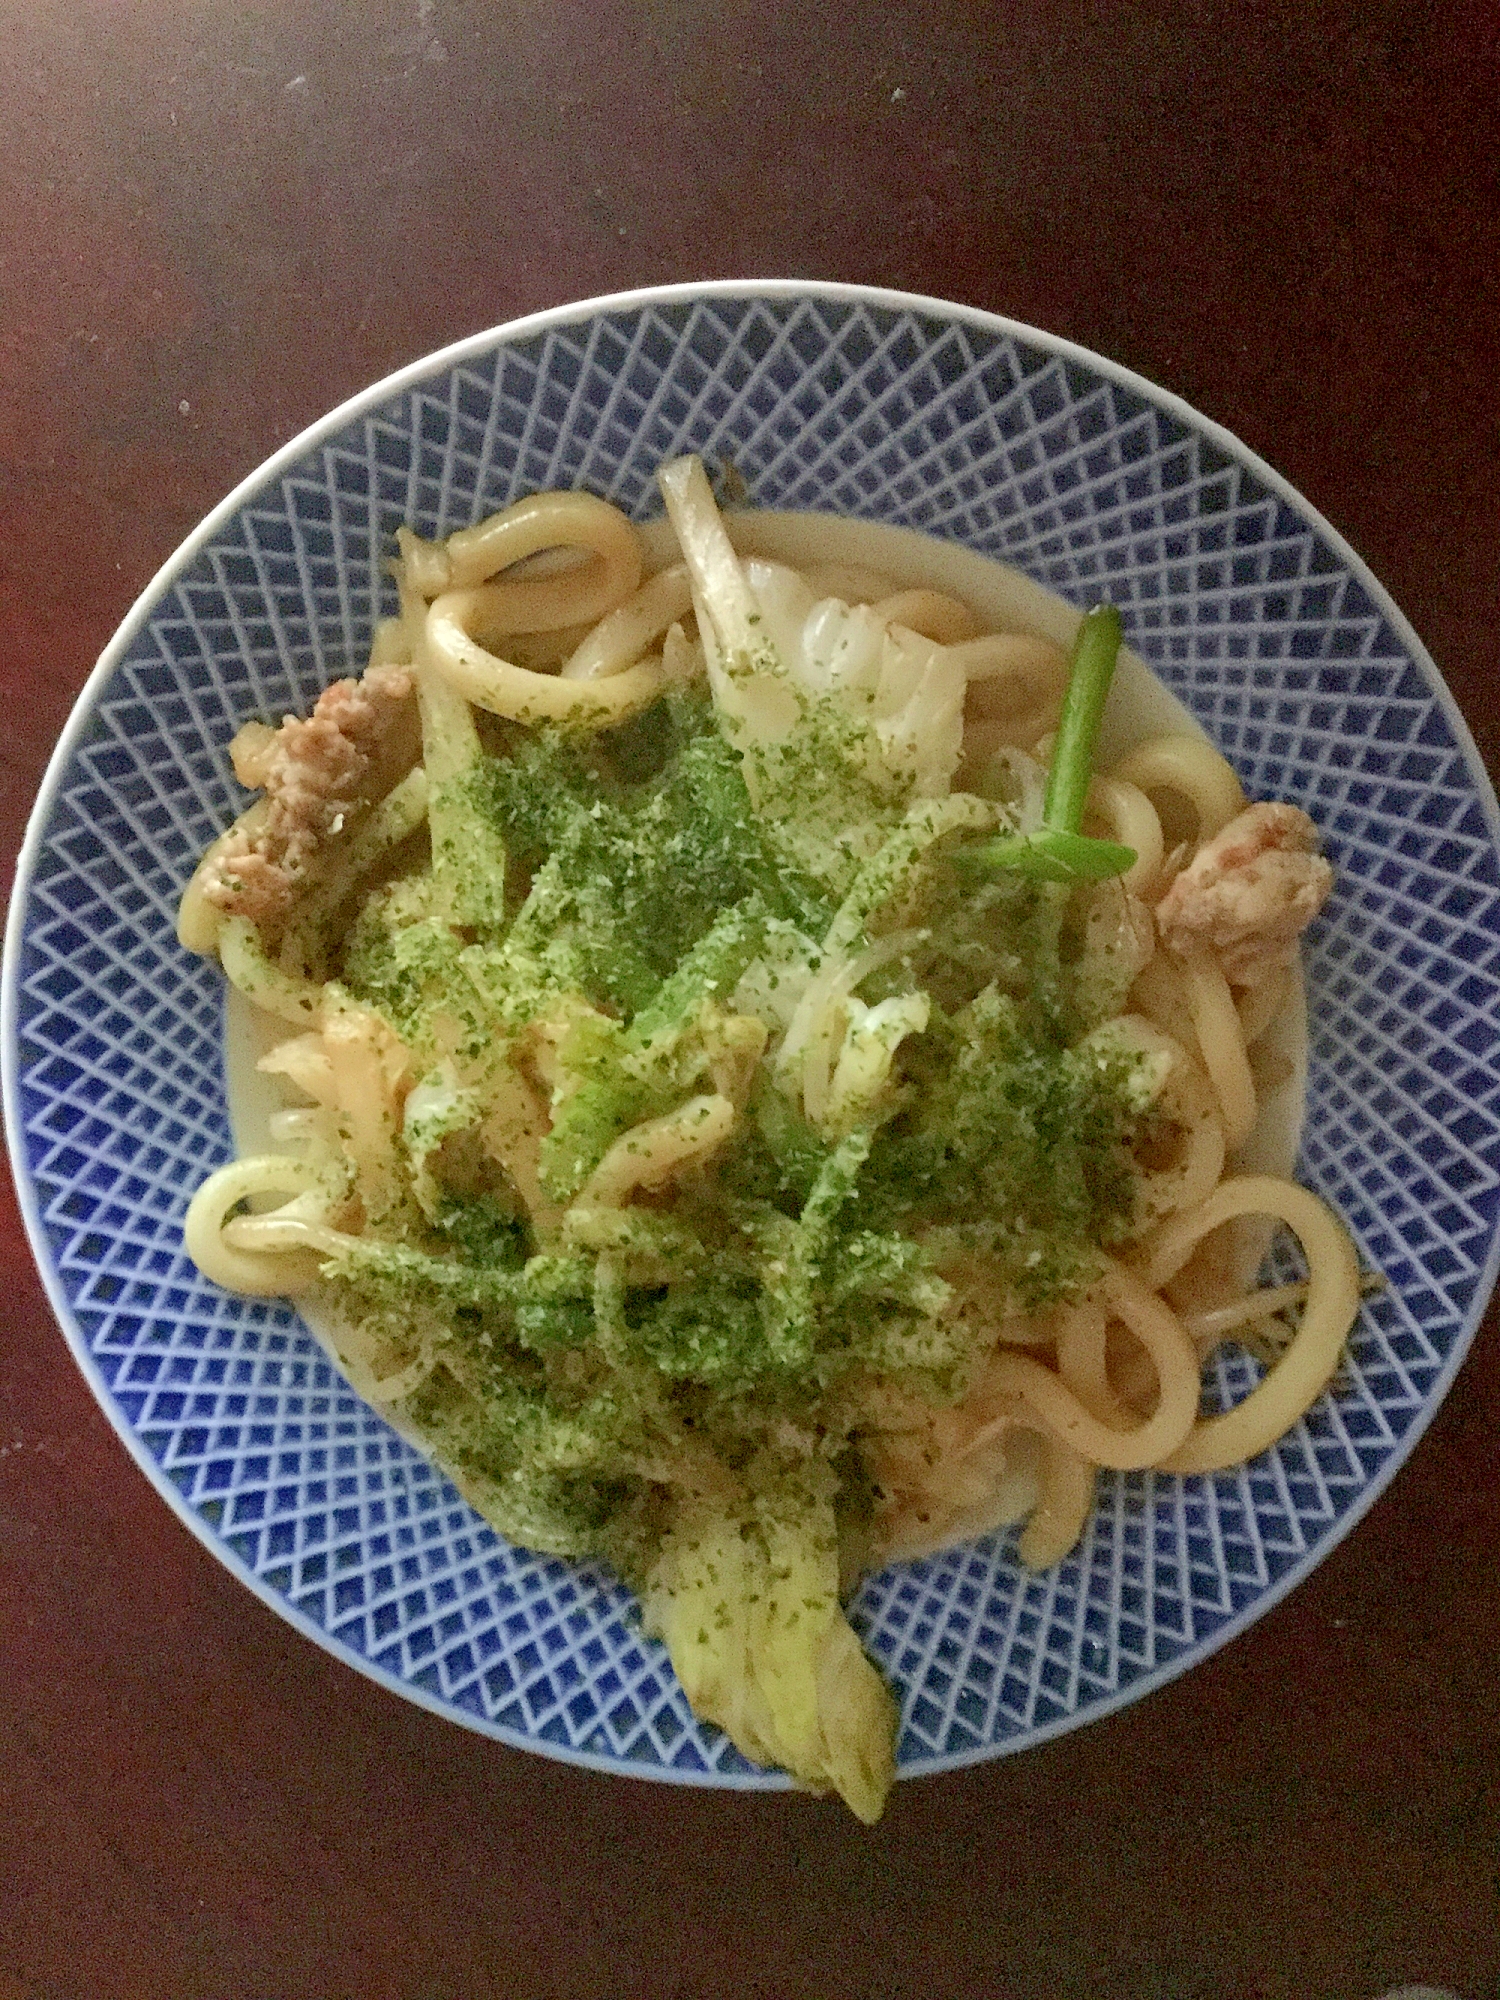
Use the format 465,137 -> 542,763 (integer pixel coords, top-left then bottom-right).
202,665 -> 413,928
1155,801 -> 1332,983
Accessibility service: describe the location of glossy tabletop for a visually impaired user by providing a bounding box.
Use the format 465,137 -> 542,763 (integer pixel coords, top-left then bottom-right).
2,5 -> 1498,1997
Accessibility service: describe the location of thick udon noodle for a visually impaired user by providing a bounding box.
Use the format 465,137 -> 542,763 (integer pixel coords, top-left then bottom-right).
182,488 -> 1360,1583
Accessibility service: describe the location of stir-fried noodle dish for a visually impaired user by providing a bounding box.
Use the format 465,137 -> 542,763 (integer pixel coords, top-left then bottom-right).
181,456 -> 1359,1819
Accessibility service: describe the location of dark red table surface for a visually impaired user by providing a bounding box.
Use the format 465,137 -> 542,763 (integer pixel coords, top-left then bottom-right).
3,5 -> 1499,1996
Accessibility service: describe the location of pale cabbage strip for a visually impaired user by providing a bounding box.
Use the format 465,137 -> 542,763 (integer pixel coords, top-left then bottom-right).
658,452 -> 972,805
642,1476 -> 896,1823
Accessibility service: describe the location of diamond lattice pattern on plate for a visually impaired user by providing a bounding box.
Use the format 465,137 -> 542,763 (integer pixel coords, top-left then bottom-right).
12,294 -> 1500,1780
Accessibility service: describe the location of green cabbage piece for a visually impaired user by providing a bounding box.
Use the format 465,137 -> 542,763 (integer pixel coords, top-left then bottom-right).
537,894 -> 771,1202
641,1462 -> 897,1821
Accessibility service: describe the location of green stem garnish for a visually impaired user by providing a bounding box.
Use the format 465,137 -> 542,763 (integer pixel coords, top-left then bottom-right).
958,603 -> 1137,884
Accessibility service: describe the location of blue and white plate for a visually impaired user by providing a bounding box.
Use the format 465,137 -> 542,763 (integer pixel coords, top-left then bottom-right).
7,282 -> 1499,1786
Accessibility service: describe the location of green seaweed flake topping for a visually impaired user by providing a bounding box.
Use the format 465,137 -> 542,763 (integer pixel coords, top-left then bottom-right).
313,532 -> 1153,1618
